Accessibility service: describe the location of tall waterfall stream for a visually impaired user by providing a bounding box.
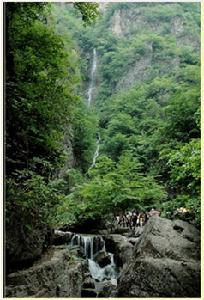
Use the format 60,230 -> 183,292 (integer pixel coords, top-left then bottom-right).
70,234 -> 118,285
77,50 -> 118,291
87,48 -> 97,107
88,48 -> 100,169
90,134 -> 100,169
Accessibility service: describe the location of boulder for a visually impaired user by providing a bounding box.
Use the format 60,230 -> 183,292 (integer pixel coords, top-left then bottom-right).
52,230 -> 73,245
103,234 -> 134,266
127,237 -> 140,246
134,226 -> 144,237
97,229 -> 109,235
82,277 -> 95,289
6,246 -> 84,297
98,282 -> 117,297
117,217 -> 200,297
134,218 -> 200,261
94,251 -> 111,268
114,227 -> 130,234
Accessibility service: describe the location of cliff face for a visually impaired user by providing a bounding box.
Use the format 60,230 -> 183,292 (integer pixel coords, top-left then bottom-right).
88,3 -> 200,101
47,1 -> 200,169
110,6 -> 198,44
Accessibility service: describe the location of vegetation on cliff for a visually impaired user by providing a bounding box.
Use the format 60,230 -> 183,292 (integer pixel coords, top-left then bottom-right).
5,2 -> 99,268
6,2 -> 200,267
51,2 -> 200,226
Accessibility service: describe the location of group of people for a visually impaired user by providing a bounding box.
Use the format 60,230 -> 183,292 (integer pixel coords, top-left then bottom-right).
115,208 -> 161,229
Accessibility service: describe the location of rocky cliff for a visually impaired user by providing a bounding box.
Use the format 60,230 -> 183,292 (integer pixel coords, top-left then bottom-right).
117,217 -> 200,297
87,3 -> 200,102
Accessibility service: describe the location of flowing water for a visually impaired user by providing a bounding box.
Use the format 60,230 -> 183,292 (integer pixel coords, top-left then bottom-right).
90,135 -> 100,169
87,48 -> 97,106
70,234 -> 118,283
87,48 -> 100,169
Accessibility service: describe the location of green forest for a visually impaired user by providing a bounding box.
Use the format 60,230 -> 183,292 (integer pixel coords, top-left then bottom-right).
6,2 -> 200,272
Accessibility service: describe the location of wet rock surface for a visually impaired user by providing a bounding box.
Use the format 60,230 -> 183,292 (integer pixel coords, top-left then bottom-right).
52,230 -> 73,245
94,250 -> 111,268
6,217 -> 200,298
128,237 -> 140,246
103,234 -> 134,266
6,246 -> 85,297
117,217 -> 201,297
97,281 -> 117,297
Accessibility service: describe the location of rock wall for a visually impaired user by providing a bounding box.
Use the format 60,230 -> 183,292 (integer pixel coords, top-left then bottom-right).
117,217 -> 200,297
6,246 -> 86,297
102,4 -> 200,93
6,212 -> 53,274
110,5 -> 199,48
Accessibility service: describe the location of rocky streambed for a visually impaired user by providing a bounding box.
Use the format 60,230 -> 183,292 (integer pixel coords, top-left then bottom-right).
6,232 -> 121,297
5,217 -> 201,297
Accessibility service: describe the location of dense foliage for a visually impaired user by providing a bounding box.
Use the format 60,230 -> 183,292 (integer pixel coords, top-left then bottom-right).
6,3 -> 99,235
6,1 -> 200,249
51,3 -> 200,227
95,3 -> 200,225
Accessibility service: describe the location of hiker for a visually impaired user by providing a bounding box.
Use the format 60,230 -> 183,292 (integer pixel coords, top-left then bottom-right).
139,212 -> 146,226
126,211 -> 133,229
132,210 -> 138,227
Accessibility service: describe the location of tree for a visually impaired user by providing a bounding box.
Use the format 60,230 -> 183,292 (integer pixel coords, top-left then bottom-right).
74,3 -> 99,26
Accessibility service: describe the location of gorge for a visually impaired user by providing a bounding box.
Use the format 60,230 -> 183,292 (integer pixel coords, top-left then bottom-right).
5,2 -> 201,298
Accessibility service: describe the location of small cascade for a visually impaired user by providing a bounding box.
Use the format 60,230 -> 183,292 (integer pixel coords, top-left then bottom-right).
87,48 -> 97,106
70,234 -> 118,283
71,234 -> 105,259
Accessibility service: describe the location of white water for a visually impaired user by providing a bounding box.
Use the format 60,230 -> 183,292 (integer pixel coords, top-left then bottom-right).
71,234 -> 105,259
87,49 -> 100,169
90,135 -> 100,169
70,234 -> 118,283
87,48 -> 97,106
88,254 -> 117,283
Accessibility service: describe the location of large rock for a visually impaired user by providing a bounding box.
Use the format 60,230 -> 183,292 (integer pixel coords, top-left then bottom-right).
6,246 -> 85,297
52,230 -> 73,245
82,277 -> 95,289
117,217 -> 200,297
104,234 -> 134,266
134,226 -> 144,237
127,237 -> 140,246
6,216 -> 53,273
97,282 -> 117,297
94,251 -> 111,268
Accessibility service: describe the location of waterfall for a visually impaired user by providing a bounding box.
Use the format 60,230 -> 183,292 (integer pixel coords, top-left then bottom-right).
90,134 -> 100,169
86,49 -> 100,168
71,234 -> 105,259
70,234 -> 118,283
87,48 -> 97,106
